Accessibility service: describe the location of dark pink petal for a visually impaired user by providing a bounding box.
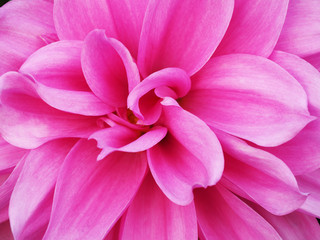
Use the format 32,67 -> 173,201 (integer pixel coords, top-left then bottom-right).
195,185 -> 281,240
43,140 -> 147,239
0,72 -> 100,149
270,51 -> 320,116
20,41 -> 113,116
9,139 -> 76,240
148,105 -> 223,205
138,0 -> 234,77
0,0 -> 56,75
215,0 -> 288,57
304,53 -> 320,72
0,221 -> 13,240
54,0 -> 148,57
181,54 -> 313,147
121,173 -> 197,240
82,30 -> 140,107
127,68 -> 191,124
275,0 -> 320,58
296,169 -> 320,218
216,131 -> 307,215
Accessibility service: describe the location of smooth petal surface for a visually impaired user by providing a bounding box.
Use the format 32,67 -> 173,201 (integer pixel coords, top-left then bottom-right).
43,140 -> 147,239
137,0 -> 234,77
82,30 -> 140,107
0,72 -> 100,149
195,185 -> 281,240
304,53 -> 320,72
20,40 -> 113,116
181,54 -> 313,147
121,174 -> 197,240
54,0 -> 148,57
215,0 -> 288,57
9,139 -> 76,240
0,221 -> 13,240
0,0 -> 56,75
216,131 -> 307,215
148,105 -> 224,205
275,0 -> 320,58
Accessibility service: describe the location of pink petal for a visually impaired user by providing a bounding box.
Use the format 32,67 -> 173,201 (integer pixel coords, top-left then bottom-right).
148,105 -> 224,205
82,30 -> 140,107
43,140 -> 147,239
195,185 -> 281,240
304,53 -> 320,72
127,68 -> 191,124
20,40 -> 113,116
216,131 -> 307,215
215,0 -> 288,57
275,0 -> 320,58
181,54 -> 313,147
137,0 -> 234,77
270,51 -> 320,116
53,0 -> 148,57
9,139 -> 76,240
121,173 -> 197,240
0,72 -> 100,149
0,0 -> 56,75
0,221 -> 13,240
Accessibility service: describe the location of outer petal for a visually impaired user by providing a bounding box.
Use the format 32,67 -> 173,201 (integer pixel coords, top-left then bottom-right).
275,0 -> 320,58
195,185 -> 281,240
215,0 -> 288,57
0,72 -> 100,149
181,54 -> 313,147
0,0 -> 56,75
148,105 -> 224,205
82,30 -> 140,107
53,0 -> 148,57
137,0 -> 234,77
20,40 -> 113,116
9,139 -> 76,240
121,173 -> 197,240
216,131 -> 307,215
43,140 -> 147,240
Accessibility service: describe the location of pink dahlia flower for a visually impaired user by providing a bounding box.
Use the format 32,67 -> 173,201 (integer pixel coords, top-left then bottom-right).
0,0 -> 320,239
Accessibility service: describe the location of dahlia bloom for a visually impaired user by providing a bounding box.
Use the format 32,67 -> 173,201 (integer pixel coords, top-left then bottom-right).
0,0 -> 320,239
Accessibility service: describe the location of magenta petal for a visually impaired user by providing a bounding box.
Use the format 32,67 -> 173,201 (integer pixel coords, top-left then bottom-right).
148,105 -> 224,205
82,30 -> 140,107
43,140 -> 147,239
121,173 -> 197,240
304,53 -> 320,72
215,0 -> 288,57
181,54 -> 313,147
0,72 -> 99,149
0,0 -> 56,75
195,186 -> 281,240
217,131 -> 307,215
20,41 -> 113,116
137,0 -> 234,77
0,221 -> 13,240
54,0 -> 148,57
9,139 -> 76,240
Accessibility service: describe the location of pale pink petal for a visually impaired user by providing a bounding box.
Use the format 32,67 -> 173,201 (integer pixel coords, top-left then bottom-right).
216,131 -> 307,215
54,0 -> 148,57
9,139 -> 76,240
148,105 -> 223,205
127,68 -> 191,124
82,30 -> 140,107
137,0 -> 234,77
181,54 -> 313,147
0,72 -> 100,149
195,185 -> 281,240
19,40 -> 113,116
296,169 -> 320,218
215,0 -> 288,57
0,221 -> 13,240
121,173 -> 197,240
43,140 -> 147,239
270,51 -> 320,116
90,125 -> 167,160
275,0 -> 320,58
0,0 -> 56,75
